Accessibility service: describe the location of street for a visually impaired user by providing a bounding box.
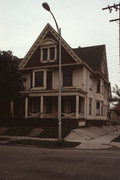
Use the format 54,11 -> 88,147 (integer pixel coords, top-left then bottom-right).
0,145 -> 120,180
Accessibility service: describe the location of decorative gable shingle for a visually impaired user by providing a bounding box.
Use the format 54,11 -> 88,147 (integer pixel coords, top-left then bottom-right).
19,23 -> 82,69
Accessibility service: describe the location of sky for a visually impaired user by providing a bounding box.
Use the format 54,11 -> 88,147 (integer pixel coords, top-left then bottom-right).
0,0 -> 120,88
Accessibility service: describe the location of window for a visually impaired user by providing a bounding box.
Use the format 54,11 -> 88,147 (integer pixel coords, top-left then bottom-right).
101,102 -> 104,116
41,46 -> 56,62
45,97 -> 52,113
62,97 -> 75,114
96,79 -> 101,93
103,105 -> 106,116
89,98 -> 92,115
102,84 -> 104,94
29,97 -> 40,114
42,48 -> 48,61
46,71 -> 52,89
89,75 -> 92,90
96,101 -> 100,116
50,47 -> 55,59
63,69 -> 73,87
35,71 -> 44,87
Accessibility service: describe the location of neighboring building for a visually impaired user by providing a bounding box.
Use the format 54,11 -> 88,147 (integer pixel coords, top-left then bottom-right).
110,104 -> 120,125
13,23 -> 111,126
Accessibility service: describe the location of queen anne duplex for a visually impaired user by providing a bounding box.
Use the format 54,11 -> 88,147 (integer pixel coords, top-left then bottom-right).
14,24 -> 111,126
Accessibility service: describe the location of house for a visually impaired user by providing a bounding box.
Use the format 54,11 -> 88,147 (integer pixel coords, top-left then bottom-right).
13,23 -> 111,127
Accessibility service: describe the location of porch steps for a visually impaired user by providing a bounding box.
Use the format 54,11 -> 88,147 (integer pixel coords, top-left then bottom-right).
28,128 -> 44,137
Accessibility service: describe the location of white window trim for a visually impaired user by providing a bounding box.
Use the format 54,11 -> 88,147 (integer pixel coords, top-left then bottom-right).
40,46 -> 57,63
32,69 -> 47,90
89,75 -> 92,91
89,97 -> 92,115
96,101 -> 101,116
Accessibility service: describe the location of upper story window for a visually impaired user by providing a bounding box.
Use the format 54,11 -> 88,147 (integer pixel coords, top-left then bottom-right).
63,68 -> 73,87
42,48 -> 48,61
89,75 -> 92,91
40,46 -> 57,63
31,70 -> 46,89
35,71 -> 44,87
96,79 -> 101,93
31,70 -> 53,89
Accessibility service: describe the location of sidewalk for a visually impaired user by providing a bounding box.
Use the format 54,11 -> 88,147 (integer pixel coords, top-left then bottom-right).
0,125 -> 120,150
65,125 -> 120,150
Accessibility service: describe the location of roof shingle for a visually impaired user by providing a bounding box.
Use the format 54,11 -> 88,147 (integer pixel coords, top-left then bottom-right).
73,45 -> 105,71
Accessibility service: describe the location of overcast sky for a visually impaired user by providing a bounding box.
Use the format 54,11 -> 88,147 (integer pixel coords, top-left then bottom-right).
0,0 -> 120,87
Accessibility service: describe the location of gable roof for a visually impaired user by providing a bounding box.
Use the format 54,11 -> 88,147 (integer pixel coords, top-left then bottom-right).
19,23 -> 83,69
73,45 -> 105,71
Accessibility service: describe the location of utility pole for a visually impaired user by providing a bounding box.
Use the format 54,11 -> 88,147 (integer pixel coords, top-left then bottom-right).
102,3 -> 120,68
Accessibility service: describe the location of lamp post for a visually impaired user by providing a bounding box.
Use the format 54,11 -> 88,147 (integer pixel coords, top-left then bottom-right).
42,2 -> 62,140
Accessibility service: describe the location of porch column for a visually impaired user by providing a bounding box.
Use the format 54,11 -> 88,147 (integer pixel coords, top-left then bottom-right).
76,95 -> 79,119
40,96 -> 44,118
25,97 -> 28,118
10,100 -> 14,118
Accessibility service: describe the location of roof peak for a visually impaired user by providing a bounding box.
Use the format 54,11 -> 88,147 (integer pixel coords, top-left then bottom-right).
73,44 -> 105,50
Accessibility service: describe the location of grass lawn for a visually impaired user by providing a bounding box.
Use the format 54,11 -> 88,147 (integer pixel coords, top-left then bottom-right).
0,127 -> 72,138
38,127 -> 72,138
2,127 -> 33,136
7,139 -> 80,148
0,137 -> 11,141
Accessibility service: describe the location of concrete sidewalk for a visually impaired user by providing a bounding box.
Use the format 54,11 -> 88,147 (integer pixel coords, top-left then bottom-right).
65,125 -> 120,150
0,125 -> 120,150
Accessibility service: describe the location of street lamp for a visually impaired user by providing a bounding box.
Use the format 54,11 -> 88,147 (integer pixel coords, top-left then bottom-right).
42,2 -> 62,140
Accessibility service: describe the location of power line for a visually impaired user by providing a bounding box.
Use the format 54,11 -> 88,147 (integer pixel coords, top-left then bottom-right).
102,3 -> 120,72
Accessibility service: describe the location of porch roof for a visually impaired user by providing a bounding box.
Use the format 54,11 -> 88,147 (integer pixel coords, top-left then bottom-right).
20,88 -> 87,97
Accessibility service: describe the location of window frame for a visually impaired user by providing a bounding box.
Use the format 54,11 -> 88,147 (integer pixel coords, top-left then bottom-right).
89,75 -> 93,91
40,45 -> 57,63
28,96 -> 40,114
89,97 -> 92,115
32,70 -> 46,89
96,79 -> 101,93
63,68 -> 73,87
96,101 -> 101,116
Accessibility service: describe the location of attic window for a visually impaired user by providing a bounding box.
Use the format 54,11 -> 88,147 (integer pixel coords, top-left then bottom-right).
43,48 -> 48,61
40,46 -> 57,63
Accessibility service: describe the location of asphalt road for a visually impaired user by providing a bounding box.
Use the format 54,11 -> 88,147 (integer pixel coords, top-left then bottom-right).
0,145 -> 120,180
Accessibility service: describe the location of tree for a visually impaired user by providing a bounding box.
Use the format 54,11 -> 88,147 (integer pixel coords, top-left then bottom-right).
111,84 -> 120,114
0,50 -> 25,119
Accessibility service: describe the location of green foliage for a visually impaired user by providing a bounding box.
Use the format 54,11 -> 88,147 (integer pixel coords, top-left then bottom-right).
0,50 -> 24,100
111,84 -> 120,114
112,84 -> 120,103
7,139 -> 80,148
0,50 -> 25,119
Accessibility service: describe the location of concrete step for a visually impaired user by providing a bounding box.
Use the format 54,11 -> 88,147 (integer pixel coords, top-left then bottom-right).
28,128 -> 44,137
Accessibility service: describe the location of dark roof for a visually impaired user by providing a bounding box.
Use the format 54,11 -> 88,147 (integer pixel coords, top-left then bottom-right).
73,45 -> 105,71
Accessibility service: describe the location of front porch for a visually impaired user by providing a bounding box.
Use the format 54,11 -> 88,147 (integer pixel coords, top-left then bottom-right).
24,95 -> 85,120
